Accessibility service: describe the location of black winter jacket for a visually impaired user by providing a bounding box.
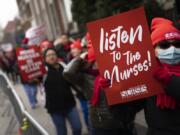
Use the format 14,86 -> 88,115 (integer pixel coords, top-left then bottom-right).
145,75 -> 180,135
44,64 -> 75,114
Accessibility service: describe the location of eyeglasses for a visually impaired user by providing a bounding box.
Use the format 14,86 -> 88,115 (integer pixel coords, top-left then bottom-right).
157,40 -> 180,49
45,53 -> 57,58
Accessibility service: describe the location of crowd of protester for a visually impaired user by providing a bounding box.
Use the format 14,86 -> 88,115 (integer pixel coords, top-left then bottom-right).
0,17 -> 180,135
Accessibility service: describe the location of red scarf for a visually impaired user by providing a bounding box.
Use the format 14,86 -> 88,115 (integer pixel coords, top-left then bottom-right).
90,74 -> 110,106
165,64 -> 180,76
90,75 -> 101,106
156,63 -> 180,109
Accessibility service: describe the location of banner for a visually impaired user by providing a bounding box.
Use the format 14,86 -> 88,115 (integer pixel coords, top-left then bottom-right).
87,7 -> 163,105
16,45 -> 46,82
26,25 -> 47,46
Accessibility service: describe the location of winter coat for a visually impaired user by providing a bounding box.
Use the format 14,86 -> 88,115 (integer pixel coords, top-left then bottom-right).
145,75 -> 180,135
44,63 -> 75,114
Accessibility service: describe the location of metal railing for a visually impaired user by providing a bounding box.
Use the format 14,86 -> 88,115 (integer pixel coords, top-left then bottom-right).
0,70 -> 49,135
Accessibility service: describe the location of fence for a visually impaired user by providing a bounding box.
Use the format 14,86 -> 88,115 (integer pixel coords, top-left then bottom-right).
0,70 -> 49,135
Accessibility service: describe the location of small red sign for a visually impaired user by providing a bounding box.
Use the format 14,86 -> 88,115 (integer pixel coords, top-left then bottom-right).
16,45 -> 46,82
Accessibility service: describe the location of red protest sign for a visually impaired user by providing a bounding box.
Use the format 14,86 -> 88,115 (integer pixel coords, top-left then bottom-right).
87,7 -> 163,105
16,45 -> 46,82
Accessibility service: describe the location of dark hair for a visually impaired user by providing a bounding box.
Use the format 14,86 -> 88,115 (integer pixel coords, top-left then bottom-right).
43,47 -> 57,58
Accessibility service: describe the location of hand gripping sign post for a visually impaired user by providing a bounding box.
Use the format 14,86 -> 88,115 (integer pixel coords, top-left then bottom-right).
87,7 -> 163,105
16,45 -> 46,82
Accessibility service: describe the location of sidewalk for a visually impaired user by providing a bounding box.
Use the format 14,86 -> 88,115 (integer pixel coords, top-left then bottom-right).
0,87 -> 19,135
14,83 -> 147,135
14,84 -> 88,135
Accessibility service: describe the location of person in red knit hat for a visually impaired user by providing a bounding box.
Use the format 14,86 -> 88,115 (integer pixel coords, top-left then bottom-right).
145,17 -> 180,135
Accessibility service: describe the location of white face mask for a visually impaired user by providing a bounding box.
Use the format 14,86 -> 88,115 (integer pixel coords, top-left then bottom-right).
157,46 -> 180,65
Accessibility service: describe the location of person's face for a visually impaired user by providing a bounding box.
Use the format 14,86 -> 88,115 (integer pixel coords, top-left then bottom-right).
61,35 -> 69,45
45,50 -> 58,65
155,39 -> 180,65
155,40 -> 180,57
71,48 -> 81,57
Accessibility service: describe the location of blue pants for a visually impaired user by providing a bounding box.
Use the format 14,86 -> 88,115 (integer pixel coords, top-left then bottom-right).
79,98 -> 89,127
23,84 -> 37,108
50,107 -> 82,135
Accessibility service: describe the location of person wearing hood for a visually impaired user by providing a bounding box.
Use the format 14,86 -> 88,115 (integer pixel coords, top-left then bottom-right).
145,17 -> 180,135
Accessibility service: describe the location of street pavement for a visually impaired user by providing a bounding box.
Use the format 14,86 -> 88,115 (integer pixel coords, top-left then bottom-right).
0,87 -> 19,135
0,82 -> 147,135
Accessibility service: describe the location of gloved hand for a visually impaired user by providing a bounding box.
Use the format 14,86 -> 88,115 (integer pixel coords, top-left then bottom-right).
154,66 -> 172,84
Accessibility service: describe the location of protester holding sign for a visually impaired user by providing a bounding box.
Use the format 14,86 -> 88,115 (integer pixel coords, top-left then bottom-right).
43,48 -> 81,135
64,35 -> 144,135
16,38 -> 45,109
145,18 -> 180,135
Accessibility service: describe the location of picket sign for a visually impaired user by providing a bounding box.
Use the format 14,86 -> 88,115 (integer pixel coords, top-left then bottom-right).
87,7 -> 163,105
16,45 -> 46,82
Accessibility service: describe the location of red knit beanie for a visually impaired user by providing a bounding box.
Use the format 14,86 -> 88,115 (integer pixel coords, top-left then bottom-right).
151,17 -> 180,46
70,39 -> 82,50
